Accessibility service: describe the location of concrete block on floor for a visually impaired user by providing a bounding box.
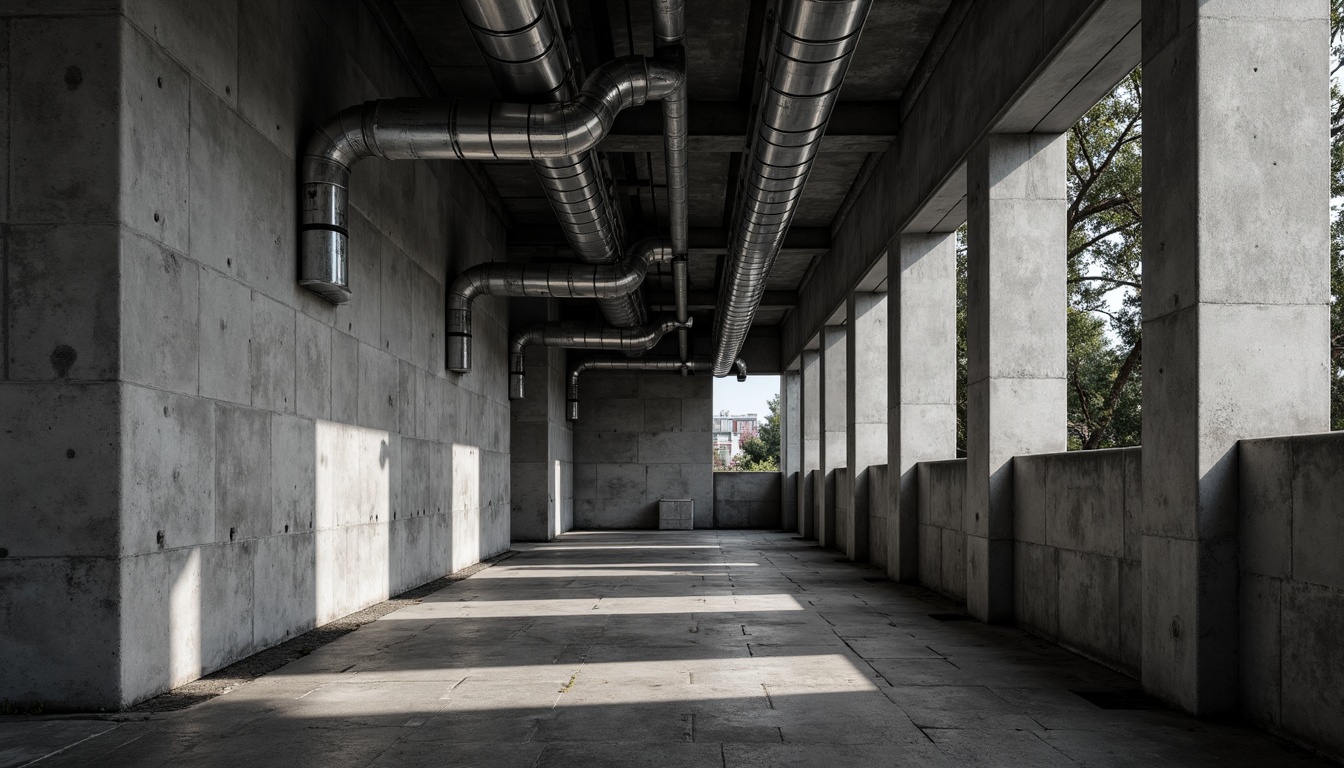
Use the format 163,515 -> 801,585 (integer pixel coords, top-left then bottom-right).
658,499 -> 693,530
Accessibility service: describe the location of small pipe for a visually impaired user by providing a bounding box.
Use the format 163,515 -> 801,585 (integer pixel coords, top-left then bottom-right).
509,316 -> 689,400
448,238 -> 674,373
566,354 -> 747,420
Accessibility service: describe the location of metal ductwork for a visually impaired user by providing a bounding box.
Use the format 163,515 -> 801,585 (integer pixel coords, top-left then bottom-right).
509,316 -> 691,400
651,1 -> 691,364
709,0 -> 872,376
567,355 -> 747,420
459,0 -> 640,329
447,238 -> 675,373
299,55 -> 681,304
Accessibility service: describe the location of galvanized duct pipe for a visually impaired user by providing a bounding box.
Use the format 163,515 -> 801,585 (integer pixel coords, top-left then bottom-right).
447,238 -> 675,373
299,55 -> 682,305
651,0 -> 691,364
459,0 -> 640,328
709,0 -> 872,376
509,316 -> 691,400
566,356 -> 747,420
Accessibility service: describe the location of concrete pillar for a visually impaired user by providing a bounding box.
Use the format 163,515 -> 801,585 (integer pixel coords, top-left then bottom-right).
781,369 -> 801,532
819,324 -> 847,550
1139,0 -> 1330,715
887,233 -> 958,581
799,349 -> 821,539
964,133 -> 1067,623
845,292 -> 887,562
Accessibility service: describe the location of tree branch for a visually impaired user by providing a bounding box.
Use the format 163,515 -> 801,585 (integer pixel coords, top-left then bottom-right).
1083,339 -> 1143,450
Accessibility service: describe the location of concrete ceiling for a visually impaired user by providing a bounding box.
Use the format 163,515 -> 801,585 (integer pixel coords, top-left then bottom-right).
389,0 -> 951,328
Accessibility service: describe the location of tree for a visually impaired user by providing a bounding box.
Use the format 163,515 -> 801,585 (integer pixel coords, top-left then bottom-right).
735,437 -> 779,472
757,394 -> 781,460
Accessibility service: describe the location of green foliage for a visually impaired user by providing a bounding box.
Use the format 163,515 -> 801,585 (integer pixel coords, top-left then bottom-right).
757,394 -> 782,460
735,437 -> 780,472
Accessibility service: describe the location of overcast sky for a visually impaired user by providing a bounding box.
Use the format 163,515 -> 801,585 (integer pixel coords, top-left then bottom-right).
713,374 -> 780,421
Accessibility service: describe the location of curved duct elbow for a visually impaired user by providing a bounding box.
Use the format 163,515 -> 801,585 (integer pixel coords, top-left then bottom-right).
299,57 -> 682,306
709,0 -> 872,376
509,315 -> 690,400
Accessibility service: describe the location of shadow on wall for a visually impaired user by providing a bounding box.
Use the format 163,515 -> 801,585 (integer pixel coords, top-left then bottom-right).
134,422 -> 499,704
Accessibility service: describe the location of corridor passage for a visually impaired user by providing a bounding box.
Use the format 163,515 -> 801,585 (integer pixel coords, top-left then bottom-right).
5,531 -> 1330,767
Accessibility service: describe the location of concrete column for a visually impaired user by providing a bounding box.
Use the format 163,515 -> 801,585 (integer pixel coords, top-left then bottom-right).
819,324 -> 848,550
781,370 -> 801,532
887,233 -> 958,581
846,292 -> 887,562
1140,0 -> 1330,715
965,133 -> 1067,623
799,349 -> 822,539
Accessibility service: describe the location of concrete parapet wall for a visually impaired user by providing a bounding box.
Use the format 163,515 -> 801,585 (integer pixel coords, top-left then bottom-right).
1239,432 -> 1344,762
867,464 -> 891,567
713,472 -> 781,529
916,459 -> 967,600
1012,448 -> 1142,676
833,468 -> 852,550
572,371 -> 712,529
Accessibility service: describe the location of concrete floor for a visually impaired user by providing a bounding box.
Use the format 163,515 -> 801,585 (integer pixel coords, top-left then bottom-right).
1,531 -> 1333,767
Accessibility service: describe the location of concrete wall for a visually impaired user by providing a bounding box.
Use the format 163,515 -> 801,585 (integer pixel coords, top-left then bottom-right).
916,459 -> 966,600
572,371 -> 712,529
833,468 -> 852,551
509,302 -> 574,542
0,0 -> 511,709
1012,449 -> 1142,677
713,472 -> 781,529
1240,433 -> 1344,762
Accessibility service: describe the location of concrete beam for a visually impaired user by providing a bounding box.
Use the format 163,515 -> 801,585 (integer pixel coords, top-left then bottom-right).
1138,0 -> 1330,717
819,325 -> 847,550
600,101 -> 898,153
964,134 -> 1067,624
781,0 -> 1140,363
887,233 -> 958,582
845,292 -> 887,563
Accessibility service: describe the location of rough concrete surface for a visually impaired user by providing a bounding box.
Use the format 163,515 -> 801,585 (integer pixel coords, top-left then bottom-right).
0,531 -> 1330,768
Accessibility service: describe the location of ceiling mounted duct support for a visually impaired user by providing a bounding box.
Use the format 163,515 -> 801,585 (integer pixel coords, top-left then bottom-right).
447,238 -> 675,373
708,0 -> 872,376
509,316 -> 691,400
566,355 -> 747,421
299,54 -> 682,305
460,0 -> 640,329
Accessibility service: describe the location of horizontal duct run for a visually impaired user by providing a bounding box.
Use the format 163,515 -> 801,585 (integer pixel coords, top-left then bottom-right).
566,356 -> 747,421
460,0 -> 641,328
509,316 -> 690,400
710,0 -> 873,376
448,238 -> 675,373
299,54 -> 681,304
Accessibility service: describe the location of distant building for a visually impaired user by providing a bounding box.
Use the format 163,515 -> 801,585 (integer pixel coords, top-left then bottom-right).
712,410 -> 759,465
